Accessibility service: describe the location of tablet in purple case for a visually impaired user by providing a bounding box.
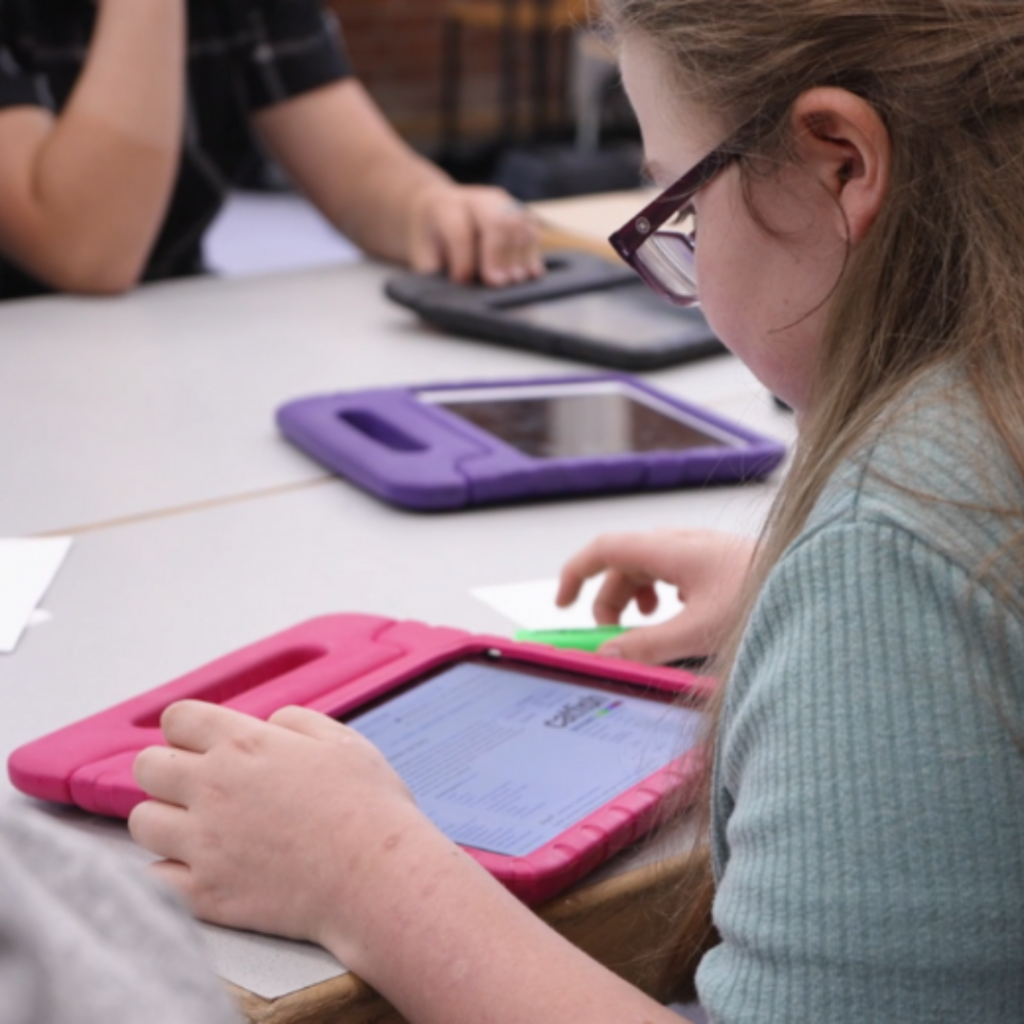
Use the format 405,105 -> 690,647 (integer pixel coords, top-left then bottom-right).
276,373 -> 786,510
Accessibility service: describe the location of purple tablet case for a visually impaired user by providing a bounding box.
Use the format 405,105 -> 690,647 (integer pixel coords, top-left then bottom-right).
276,373 -> 786,511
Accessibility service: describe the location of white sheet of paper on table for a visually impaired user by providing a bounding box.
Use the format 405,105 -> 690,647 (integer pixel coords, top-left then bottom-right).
471,576 -> 683,632
0,537 -> 72,653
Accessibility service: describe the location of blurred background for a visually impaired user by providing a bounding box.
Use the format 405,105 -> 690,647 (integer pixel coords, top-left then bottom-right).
326,0 -> 641,196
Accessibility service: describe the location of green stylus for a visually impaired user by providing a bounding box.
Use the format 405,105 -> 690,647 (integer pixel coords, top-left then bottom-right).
513,625 -> 628,652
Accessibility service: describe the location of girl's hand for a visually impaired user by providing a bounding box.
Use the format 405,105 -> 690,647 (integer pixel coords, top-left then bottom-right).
405,182 -> 544,287
129,701 -> 430,949
557,529 -> 756,664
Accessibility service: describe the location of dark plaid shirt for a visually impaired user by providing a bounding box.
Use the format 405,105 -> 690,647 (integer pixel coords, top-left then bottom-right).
0,0 -> 351,298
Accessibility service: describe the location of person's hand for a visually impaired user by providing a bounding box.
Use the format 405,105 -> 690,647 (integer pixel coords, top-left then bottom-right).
129,701 -> 429,948
405,181 -> 543,286
557,529 -> 757,664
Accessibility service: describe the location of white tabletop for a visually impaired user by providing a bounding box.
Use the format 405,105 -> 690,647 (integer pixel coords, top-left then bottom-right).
0,256 -> 795,999
0,262 -> 581,535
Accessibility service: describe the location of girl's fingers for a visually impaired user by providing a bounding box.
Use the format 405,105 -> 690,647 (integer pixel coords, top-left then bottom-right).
598,612 -> 707,666
128,798 -> 192,865
590,569 -> 656,624
558,533 -> 671,608
557,539 -> 616,607
634,582 -> 660,615
133,743 -> 202,806
268,704 -> 348,741
159,699 -> 249,754
555,565 -> 587,608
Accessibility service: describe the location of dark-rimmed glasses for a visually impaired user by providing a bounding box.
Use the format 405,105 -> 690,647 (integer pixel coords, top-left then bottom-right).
609,131 -> 746,307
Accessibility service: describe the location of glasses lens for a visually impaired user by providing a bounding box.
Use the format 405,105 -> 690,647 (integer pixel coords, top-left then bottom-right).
635,231 -> 698,306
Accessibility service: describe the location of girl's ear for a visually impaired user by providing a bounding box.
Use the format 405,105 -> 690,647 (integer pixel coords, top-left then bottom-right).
789,87 -> 890,244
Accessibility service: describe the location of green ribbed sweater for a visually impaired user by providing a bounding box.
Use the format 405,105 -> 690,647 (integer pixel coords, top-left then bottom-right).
697,373 -> 1024,1022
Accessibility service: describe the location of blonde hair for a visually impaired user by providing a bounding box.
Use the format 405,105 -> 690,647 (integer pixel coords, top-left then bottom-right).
602,0 -> 1024,984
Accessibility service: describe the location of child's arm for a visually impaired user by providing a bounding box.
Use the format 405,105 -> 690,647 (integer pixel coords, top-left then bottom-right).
557,529 -> 756,664
130,701 -> 695,1024
253,78 -> 543,287
0,0 -> 185,293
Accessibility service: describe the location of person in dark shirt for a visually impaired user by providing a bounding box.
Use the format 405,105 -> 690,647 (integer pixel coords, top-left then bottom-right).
0,0 -> 541,299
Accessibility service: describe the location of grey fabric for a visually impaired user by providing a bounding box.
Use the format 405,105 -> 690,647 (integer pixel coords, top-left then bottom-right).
0,807 -> 239,1024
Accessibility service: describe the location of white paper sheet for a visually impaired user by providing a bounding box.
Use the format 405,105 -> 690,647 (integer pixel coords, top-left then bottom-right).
0,537 -> 72,653
471,576 -> 683,632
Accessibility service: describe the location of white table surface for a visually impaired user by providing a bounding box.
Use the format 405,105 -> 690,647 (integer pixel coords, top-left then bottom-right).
0,256 -> 796,1000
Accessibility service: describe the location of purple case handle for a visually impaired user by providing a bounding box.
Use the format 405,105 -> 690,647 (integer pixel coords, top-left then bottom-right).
277,390 -> 489,509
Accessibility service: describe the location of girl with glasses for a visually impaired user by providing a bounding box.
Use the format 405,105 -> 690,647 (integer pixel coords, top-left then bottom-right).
129,3 -> 1024,1022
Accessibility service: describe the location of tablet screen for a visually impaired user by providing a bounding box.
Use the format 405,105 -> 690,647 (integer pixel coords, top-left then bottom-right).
346,657 -> 702,857
499,281 -> 712,352
420,379 -> 733,459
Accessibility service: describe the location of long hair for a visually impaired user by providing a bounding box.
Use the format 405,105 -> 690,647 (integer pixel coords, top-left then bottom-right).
601,0 -> 1024,985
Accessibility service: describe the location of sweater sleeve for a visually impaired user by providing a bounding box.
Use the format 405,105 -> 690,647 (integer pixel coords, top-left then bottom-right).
696,519 -> 1024,1024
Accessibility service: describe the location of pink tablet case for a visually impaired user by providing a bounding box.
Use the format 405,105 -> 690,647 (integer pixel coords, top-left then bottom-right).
8,615 -> 709,904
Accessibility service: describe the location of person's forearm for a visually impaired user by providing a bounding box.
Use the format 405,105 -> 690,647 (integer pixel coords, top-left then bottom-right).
321,813 -> 690,1024
24,0 -> 185,291
255,80 -> 450,263
330,142 -> 448,264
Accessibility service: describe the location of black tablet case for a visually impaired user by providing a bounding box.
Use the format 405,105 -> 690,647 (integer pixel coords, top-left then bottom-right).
384,250 -> 724,371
